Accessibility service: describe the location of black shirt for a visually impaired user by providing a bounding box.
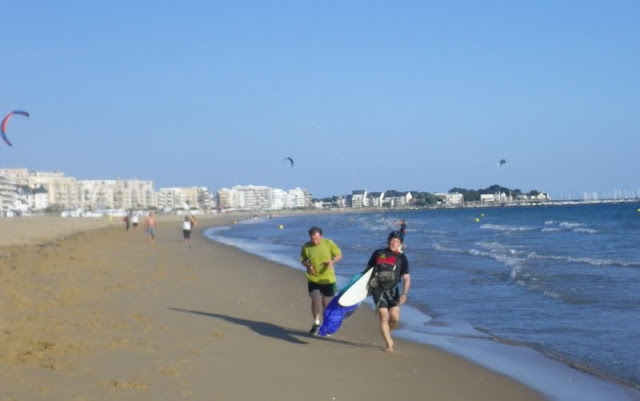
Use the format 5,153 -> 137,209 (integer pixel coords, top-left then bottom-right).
367,248 -> 409,275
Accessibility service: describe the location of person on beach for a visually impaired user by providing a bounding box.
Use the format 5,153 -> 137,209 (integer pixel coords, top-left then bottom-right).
131,213 -> 140,229
123,213 -> 130,231
394,218 -> 407,252
145,212 -> 157,243
182,216 -> 193,248
398,219 -> 407,240
300,226 -> 343,335
366,230 -> 411,352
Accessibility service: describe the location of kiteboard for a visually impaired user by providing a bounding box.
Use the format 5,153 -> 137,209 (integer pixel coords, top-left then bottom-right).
317,271 -> 368,336
337,268 -> 373,307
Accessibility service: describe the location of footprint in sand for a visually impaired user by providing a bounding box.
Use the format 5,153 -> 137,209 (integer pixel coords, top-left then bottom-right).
157,364 -> 181,376
108,378 -> 149,390
211,331 -> 225,339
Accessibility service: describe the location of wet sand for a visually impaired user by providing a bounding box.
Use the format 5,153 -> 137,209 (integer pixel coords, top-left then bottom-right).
0,215 -> 545,400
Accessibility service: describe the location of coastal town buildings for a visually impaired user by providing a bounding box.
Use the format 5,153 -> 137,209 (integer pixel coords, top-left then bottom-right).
480,192 -> 510,204
0,169 -> 80,209
0,175 -> 16,213
16,185 -> 49,211
435,192 -> 464,205
217,185 -> 312,210
157,187 -> 215,211
383,191 -> 413,207
0,169 -> 156,211
287,187 -> 311,208
344,190 -> 413,208
350,190 -> 367,207
368,192 -> 385,207
79,179 -> 155,210
0,167 -> 564,215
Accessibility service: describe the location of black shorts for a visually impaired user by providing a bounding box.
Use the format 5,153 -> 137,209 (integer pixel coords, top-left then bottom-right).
371,287 -> 400,309
308,281 -> 336,297
183,229 -> 191,239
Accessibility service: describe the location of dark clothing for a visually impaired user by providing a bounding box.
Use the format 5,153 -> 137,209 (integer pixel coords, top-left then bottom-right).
372,286 -> 401,309
367,248 -> 409,276
367,248 -> 409,309
399,222 -> 407,239
307,281 -> 336,297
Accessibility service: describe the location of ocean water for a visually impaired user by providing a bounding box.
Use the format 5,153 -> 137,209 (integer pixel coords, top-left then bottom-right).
204,203 -> 640,401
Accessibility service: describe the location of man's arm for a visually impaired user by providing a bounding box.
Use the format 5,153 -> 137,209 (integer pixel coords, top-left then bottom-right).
399,274 -> 411,304
300,247 -> 317,275
401,274 -> 411,295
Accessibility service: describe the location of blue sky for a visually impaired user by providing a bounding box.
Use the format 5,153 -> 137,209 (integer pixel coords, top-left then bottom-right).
2,1 -> 639,199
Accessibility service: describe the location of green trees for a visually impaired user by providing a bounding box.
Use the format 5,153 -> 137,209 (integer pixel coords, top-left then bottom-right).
411,191 -> 438,206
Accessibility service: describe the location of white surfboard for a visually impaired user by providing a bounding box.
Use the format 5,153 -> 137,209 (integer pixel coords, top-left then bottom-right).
338,268 -> 373,307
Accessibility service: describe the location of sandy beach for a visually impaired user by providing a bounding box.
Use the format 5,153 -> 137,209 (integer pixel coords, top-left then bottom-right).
0,215 -> 546,401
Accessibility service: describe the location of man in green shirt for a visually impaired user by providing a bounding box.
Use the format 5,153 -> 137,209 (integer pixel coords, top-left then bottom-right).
300,226 -> 343,335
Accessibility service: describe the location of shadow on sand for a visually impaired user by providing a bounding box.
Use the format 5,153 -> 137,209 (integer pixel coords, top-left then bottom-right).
169,307 -> 377,349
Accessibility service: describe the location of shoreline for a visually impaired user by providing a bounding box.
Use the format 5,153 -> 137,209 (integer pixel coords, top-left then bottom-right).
204,213 -> 640,401
0,213 -> 547,400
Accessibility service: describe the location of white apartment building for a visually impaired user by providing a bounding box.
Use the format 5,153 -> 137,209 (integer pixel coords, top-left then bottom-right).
16,185 -> 49,211
217,185 -> 312,210
80,180 -> 117,209
480,192 -> 510,203
0,169 -> 157,210
78,179 -> 156,210
367,192 -> 385,207
197,187 -> 216,210
0,168 -> 30,184
0,168 -> 80,209
383,191 -> 413,207
351,190 -> 367,207
216,188 -> 238,210
435,192 -> 464,205
237,185 -> 273,209
115,180 -> 156,209
288,187 -> 311,208
0,175 -> 16,212
271,188 -> 287,209
157,187 -> 213,211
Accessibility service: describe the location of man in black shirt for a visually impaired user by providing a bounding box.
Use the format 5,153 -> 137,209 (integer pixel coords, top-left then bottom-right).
366,231 -> 411,352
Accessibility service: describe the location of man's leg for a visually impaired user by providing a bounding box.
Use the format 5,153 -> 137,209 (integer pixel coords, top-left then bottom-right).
322,294 -> 333,310
388,305 -> 400,330
309,289 -> 323,333
377,308 -> 394,352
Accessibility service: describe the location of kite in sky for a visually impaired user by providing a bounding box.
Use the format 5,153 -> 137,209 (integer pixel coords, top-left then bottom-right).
497,159 -> 507,167
1,110 -> 30,146
282,157 -> 294,167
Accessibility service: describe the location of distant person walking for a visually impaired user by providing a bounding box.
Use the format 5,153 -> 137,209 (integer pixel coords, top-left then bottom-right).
145,212 -> 157,243
182,216 -> 194,248
123,213 -> 130,231
366,231 -> 411,352
131,213 -> 140,229
300,226 -> 343,335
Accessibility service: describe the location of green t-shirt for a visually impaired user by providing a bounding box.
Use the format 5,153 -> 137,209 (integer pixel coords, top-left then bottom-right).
300,238 -> 342,284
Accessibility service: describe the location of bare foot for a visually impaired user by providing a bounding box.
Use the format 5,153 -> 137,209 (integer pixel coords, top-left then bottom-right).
383,346 -> 394,353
